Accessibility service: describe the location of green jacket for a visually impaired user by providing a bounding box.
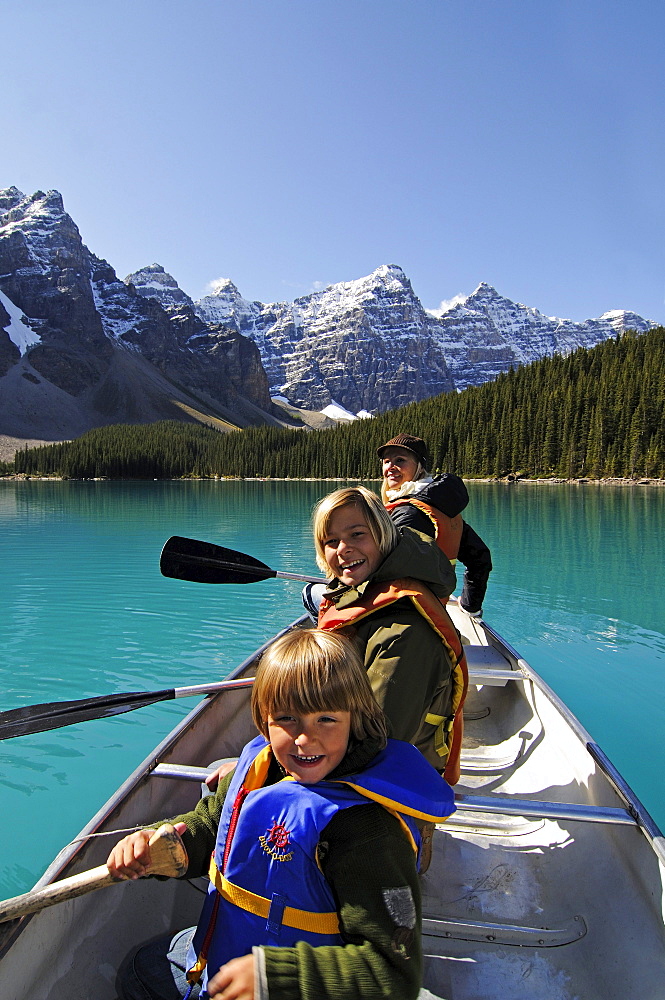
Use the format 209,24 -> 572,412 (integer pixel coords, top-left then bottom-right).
322,528 -> 457,768
169,736 -> 423,1000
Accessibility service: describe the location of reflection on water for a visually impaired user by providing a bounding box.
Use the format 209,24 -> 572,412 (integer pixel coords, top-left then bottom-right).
1,479 -> 663,896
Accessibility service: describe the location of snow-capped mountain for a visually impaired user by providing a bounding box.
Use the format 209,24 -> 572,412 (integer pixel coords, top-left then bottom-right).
430,282 -> 654,390
0,186 -> 657,448
193,265 -> 456,412
189,266 -> 655,409
0,189 -> 279,441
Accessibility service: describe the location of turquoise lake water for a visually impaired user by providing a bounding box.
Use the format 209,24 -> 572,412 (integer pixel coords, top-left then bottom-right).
1,480 -> 664,898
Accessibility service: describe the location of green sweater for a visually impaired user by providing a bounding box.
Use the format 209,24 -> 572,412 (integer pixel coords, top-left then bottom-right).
323,527 -> 457,769
169,737 -> 423,1000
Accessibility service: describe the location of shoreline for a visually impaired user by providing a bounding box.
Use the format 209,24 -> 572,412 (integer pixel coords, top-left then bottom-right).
2,474 -> 664,487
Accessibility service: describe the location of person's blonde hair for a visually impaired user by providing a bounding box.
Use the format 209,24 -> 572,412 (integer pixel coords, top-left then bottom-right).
312,486 -> 399,575
251,628 -> 387,745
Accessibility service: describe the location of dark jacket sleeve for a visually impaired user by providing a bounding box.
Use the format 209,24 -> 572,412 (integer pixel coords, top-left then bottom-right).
457,521 -> 492,614
262,803 -> 422,1000
163,768 -> 236,878
424,473 -> 469,517
387,494 -> 492,614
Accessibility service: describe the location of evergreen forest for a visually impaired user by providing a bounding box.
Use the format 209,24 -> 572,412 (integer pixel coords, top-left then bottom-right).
10,326 -> 665,481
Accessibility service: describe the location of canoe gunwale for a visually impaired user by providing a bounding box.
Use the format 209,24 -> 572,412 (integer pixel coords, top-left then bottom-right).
481,620 -> 665,860
0,616 -> 307,956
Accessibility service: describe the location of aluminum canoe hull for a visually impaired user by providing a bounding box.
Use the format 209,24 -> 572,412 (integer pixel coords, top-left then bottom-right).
1,608 -> 663,1000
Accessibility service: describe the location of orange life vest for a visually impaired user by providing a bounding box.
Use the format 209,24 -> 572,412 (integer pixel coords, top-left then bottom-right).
385,497 -> 463,563
318,577 -> 468,784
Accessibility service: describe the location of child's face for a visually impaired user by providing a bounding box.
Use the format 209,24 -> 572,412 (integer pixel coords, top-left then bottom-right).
322,504 -> 382,587
268,708 -> 351,784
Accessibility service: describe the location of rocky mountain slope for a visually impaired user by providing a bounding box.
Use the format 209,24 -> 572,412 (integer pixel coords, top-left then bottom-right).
430,282 -> 654,390
191,265 -> 655,406
0,188 -> 283,445
0,187 -> 656,451
193,266 -> 456,412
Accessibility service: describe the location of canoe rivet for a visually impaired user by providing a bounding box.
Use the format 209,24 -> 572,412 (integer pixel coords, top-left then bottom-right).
538,939 -> 545,945
487,935 -> 495,941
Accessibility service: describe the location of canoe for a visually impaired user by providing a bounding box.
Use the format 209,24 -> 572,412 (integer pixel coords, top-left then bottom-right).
1,603 -> 664,1000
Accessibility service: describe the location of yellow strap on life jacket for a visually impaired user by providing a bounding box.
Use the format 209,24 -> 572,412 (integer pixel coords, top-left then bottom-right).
338,779 -> 452,824
424,712 -> 454,759
208,857 -> 340,935
243,743 -> 274,789
187,955 -> 207,983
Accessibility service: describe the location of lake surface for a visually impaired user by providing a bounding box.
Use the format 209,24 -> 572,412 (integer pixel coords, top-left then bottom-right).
1,479 -> 664,897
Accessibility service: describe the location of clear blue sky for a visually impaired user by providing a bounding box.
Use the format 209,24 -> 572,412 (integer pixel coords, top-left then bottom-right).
3,0 -> 664,323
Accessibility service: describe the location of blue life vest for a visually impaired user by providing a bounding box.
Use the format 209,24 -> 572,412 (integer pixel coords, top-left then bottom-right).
187,734 -> 454,988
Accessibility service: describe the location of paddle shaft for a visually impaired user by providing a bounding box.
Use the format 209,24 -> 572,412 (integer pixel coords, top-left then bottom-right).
0,824 -> 188,923
174,552 -> 321,584
0,676 -> 255,741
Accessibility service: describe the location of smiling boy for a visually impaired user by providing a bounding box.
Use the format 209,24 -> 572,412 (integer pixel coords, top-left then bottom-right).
108,629 -> 454,1000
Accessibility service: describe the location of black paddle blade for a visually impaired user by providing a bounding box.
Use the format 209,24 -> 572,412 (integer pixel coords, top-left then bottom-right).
0,689 -> 174,740
160,536 -> 276,585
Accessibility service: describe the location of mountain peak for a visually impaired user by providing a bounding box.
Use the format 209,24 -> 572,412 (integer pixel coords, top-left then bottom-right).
3,188 -> 67,220
125,264 -> 192,309
467,282 -> 501,302
206,277 -> 242,298
0,187 -> 26,215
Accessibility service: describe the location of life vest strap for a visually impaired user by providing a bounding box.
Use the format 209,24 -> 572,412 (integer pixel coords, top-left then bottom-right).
208,857 -> 340,935
424,712 -> 454,759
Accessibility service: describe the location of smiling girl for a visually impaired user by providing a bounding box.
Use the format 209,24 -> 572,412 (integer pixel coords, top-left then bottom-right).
312,486 -> 468,786
107,629 -> 454,1000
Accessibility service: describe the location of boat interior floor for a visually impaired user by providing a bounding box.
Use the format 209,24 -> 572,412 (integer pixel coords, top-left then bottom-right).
417,678 -> 665,1000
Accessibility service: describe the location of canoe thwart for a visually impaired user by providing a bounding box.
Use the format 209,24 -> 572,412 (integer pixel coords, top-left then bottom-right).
464,645 -> 520,686
454,793 -> 636,826
152,763 -> 217,781
0,824 -> 188,924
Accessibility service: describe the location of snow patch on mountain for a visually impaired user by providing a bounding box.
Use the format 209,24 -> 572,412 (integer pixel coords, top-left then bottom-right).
0,290 -> 41,354
321,400 -> 374,421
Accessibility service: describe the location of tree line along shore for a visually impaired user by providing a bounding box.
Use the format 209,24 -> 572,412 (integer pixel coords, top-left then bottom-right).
5,327 -> 664,482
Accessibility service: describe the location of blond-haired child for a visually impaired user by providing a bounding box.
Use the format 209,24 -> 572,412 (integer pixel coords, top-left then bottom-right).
309,486 -> 467,785
108,628 -> 454,1000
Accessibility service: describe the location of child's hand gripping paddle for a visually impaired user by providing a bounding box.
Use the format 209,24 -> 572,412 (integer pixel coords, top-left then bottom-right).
0,824 -> 188,924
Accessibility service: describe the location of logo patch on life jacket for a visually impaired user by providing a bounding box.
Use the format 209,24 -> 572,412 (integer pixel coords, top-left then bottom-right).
258,821 -> 294,862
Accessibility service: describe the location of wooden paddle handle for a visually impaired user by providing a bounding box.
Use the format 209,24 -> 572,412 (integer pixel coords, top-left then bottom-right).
0,823 -> 188,924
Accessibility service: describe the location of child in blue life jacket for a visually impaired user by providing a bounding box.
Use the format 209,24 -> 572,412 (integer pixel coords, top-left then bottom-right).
107,628 -> 455,1000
